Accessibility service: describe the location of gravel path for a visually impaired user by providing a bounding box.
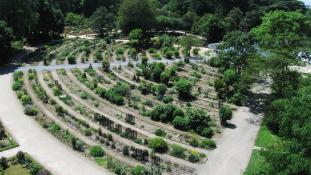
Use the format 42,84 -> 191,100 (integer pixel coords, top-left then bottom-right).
196,107 -> 262,175
0,73 -> 110,175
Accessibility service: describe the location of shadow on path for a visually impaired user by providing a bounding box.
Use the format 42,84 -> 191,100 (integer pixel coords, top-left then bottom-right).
0,64 -> 19,75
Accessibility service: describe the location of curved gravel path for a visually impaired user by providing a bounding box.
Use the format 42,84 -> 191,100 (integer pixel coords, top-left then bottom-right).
196,107 -> 262,175
0,73 -> 110,175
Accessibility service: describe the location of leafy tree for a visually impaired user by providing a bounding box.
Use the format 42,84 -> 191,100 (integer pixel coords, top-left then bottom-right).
225,7 -> 243,31
172,116 -> 189,130
179,36 -> 202,57
117,0 -> 155,33
186,108 -> 211,131
129,29 -> 143,49
90,6 -> 115,36
65,13 -> 86,26
219,106 -> 233,126
220,31 -> 256,74
268,56 -> 301,99
175,78 -> 193,98
223,69 -> 238,86
182,11 -> 199,32
0,0 -> 38,38
239,10 -> 262,32
0,20 -> 13,64
252,10 -> 309,48
33,0 -> 65,41
148,137 -> 168,153
192,14 -> 226,42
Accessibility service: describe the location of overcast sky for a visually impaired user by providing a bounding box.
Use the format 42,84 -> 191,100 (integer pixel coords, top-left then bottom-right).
301,0 -> 311,6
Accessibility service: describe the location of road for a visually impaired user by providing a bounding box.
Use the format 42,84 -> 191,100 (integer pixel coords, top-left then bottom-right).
0,73 -> 110,175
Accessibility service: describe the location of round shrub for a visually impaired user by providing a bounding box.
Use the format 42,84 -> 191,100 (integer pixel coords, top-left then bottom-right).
219,106 -> 233,125
170,144 -> 186,158
155,129 -> 166,137
201,127 -> 213,138
188,151 -> 201,163
162,96 -> 173,103
12,81 -> 23,91
24,105 -> 38,116
148,137 -> 168,153
189,138 -> 199,147
21,95 -> 32,106
89,145 -> 105,157
200,139 -> 216,149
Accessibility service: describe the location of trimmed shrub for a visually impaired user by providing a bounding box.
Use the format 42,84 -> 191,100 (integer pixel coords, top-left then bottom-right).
188,151 -> 201,163
155,129 -> 166,137
148,137 -> 168,153
89,145 -> 105,157
200,139 -> 216,149
170,144 -> 186,158
24,105 -> 38,116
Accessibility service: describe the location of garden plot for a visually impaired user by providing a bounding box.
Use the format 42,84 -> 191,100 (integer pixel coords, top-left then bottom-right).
116,65 -> 220,119
44,69 -> 202,173
22,70 -> 147,173
68,68 -> 211,151
0,121 -> 18,152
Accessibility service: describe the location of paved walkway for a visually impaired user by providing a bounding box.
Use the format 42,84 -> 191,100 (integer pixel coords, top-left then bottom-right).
196,107 -> 262,175
0,73 -> 110,175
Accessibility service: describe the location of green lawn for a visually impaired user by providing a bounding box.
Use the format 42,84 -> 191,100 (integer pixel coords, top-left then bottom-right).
255,125 -> 280,148
244,150 -> 267,175
5,165 -> 30,175
244,125 -> 281,174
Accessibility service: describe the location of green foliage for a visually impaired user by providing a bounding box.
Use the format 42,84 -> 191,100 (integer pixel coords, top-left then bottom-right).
170,144 -> 186,158
129,29 -> 143,49
117,0 -> 155,33
68,55 -> 76,64
89,145 -> 105,157
172,116 -> 189,131
199,139 -> 216,149
65,13 -> 86,26
24,105 -> 38,116
179,36 -> 202,57
188,151 -> 201,163
192,14 -> 226,42
175,78 -> 193,98
102,59 -> 110,72
130,165 -> 146,175
0,20 -> 13,64
148,137 -> 168,153
155,129 -> 166,137
148,104 -> 178,123
252,10 -> 309,48
90,6 -> 115,36
219,106 -> 233,125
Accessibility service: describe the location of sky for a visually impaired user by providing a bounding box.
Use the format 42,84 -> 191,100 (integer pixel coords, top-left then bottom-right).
301,0 -> 311,6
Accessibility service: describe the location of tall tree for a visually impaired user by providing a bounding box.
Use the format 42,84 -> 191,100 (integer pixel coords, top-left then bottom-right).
117,0 -> 156,34
252,10 -> 309,48
192,14 -> 226,42
90,6 -> 115,36
32,0 -> 64,41
0,21 -> 13,65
